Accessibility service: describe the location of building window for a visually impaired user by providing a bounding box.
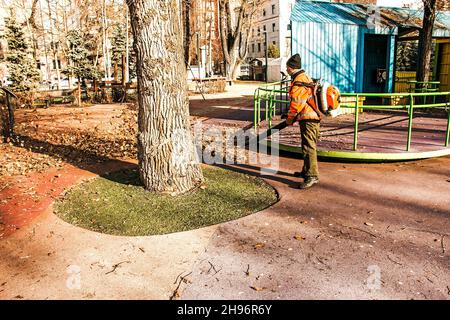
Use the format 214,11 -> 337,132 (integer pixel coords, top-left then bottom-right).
52,59 -> 61,70
272,23 -> 276,32
287,23 -> 291,31
257,27 -> 260,36
262,9 -> 266,16
272,4 -> 276,14
258,43 -> 261,52
263,25 -> 266,32
273,41 -> 276,45
50,42 -> 59,51
252,43 -> 255,53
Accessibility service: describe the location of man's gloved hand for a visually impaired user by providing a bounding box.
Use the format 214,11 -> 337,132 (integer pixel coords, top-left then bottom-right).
286,117 -> 294,126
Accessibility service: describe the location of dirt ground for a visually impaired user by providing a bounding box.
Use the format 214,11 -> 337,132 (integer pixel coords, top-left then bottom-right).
0,83 -> 449,300
181,156 -> 450,300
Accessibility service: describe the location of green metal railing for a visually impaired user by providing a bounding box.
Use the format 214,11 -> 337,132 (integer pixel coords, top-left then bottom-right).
254,84 -> 450,152
407,81 -> 441,105
253,80 -> 290,129
407,80 -> 440,92
340,92 -> 450,151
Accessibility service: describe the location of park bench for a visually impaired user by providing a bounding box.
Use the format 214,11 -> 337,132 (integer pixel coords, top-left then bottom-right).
33,90 -> 76,108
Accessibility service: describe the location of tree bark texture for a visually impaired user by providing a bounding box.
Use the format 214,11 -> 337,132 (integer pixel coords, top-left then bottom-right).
416,0 -> 437,84
127,0 -> 204,195
183,0 -> 192,66
0,89 -> 16,142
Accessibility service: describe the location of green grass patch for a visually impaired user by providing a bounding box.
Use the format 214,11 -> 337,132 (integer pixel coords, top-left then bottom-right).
54,166 -> 278,236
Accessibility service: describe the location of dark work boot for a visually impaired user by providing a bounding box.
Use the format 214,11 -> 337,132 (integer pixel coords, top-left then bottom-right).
298,177 -> 319,189
293,171 -> 306,179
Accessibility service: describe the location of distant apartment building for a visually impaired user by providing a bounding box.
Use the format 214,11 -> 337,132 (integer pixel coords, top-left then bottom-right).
248,0 -> 295,60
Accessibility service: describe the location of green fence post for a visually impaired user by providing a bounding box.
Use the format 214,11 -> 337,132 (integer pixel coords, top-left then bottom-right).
285,81 -> 289,114
273,92 -> 277,119
353,94 -> 359,151
268,89 -> 275,128
279,81 -> 283,116
254,89 -> 259,129
258,91 -> 262,126
407,94 -> 414,151
446,94 -> 450,147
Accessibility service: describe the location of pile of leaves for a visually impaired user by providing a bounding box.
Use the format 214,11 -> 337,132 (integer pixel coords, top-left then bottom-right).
1,106 -> 138,177
1,103 -> 253,177
0,142 -> 64,176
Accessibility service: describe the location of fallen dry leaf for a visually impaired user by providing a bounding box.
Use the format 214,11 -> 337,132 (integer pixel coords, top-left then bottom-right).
253,243 -> 265,249
294,235 -> 306,240
250,286 -> 266,292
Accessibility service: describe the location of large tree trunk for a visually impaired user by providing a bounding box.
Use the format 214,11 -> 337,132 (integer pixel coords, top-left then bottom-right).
24,0 -> 39,61
127,0 -> 204,195
231,58 -> 243,80
1,90 -> 15,142
47,0 -> 61,90
416,0 -> 437,84
121,53 -> 126,86
77,78 -> 81,107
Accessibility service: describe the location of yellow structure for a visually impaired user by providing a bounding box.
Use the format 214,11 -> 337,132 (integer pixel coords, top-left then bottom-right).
437,40 -> 450,92
394,71 -> 416,93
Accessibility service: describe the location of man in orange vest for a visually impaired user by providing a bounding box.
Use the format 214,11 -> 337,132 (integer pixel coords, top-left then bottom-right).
285,54 -> 320,189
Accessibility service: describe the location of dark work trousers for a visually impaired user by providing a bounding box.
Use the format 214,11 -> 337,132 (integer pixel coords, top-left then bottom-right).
299,120 -> 320,179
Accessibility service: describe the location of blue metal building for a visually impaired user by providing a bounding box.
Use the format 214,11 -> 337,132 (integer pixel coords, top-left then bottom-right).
290,1 -> 450,93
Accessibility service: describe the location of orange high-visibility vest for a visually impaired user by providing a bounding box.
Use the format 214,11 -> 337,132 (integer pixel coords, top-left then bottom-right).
287,71 -> 321,122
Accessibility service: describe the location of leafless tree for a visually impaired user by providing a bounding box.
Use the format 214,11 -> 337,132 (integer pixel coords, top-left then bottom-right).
219,0 -> 266,80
